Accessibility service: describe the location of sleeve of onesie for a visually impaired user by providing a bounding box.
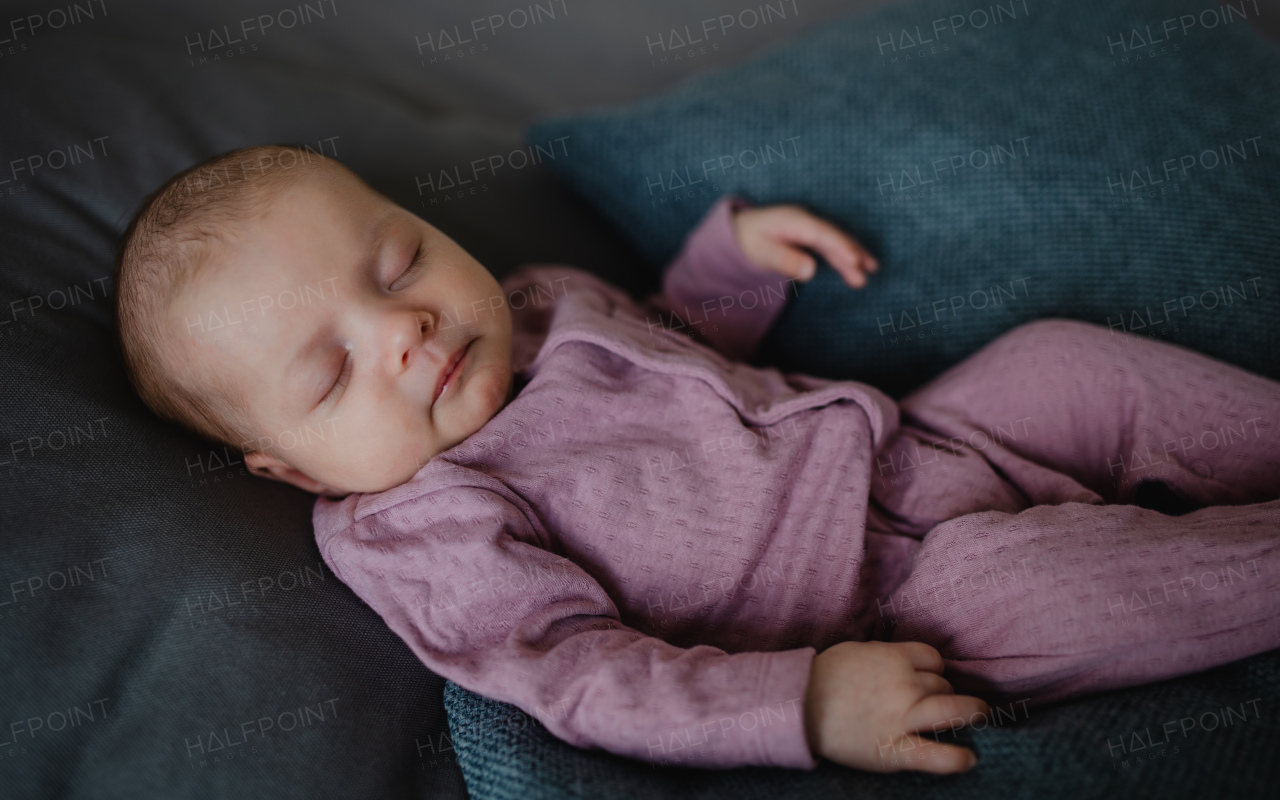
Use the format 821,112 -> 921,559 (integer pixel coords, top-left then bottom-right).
641,194 -> 799,364
319,483 -> 819,770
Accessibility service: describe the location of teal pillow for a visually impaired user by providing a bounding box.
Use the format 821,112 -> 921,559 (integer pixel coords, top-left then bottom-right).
445,648 -> 1280,799
526,0 -> 1280,396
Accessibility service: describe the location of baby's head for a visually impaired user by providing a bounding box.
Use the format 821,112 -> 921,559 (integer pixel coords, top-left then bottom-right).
114,145 -> 515,497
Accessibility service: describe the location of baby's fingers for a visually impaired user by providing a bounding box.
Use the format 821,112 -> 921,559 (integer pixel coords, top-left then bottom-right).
753,238 -> 818,281
903,692 -> 991,737
916,671 -> 954,696
786,215 -> 878,289
880,735 -> 978,775
896,640 -> 945,674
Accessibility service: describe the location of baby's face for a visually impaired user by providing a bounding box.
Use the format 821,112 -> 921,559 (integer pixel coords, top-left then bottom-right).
169,166 -> 514,496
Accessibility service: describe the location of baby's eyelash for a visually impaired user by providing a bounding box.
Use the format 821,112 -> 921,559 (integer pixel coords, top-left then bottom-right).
389,242 -> 429,291
324,350 -> 351,405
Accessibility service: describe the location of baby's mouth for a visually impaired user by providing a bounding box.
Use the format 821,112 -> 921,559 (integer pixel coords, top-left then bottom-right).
432,339 -> 472,405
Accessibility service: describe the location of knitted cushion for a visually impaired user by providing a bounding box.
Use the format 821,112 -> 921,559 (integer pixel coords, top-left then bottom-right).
445,648 -> 1280,799
525,0 -> 1280,396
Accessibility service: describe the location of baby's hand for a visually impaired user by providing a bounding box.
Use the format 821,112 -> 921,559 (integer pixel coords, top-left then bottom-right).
731,203 -> 879,289
804,640 -> 989,774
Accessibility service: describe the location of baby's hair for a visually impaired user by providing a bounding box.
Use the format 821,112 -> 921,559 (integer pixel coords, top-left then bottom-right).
112,143 -> 340,455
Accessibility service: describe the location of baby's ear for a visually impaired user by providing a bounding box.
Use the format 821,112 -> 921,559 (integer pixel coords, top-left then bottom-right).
244,450 -> 339,496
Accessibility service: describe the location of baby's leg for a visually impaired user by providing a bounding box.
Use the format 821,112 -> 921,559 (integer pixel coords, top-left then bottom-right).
873,319 -> 1280,702
894,319 -> 1280,511
884,498 -> 1280,705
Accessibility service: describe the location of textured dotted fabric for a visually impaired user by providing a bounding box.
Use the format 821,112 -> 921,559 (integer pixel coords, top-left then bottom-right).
314,196 -> 1280,776
872,319 -> 1280,704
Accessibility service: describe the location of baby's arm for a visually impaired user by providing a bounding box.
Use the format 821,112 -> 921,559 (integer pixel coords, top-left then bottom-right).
641,194 -> 878,362
321,480 -> 817,770
323,475 -> 988,773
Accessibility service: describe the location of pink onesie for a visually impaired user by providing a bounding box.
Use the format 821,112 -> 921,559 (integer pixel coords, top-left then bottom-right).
312,194 -> 1280,771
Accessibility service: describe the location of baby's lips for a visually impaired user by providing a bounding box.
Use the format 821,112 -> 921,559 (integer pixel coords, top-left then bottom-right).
432,339 -> 471,405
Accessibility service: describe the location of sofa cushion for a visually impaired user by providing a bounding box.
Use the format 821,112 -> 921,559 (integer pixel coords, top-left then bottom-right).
526,0 -> 1280,396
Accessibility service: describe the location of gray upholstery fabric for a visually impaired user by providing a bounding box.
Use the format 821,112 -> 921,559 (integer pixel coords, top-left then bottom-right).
0,30 -> 484,800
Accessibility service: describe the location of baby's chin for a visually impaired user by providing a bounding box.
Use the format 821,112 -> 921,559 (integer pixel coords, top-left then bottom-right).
387,363 -> 514,490
466,327 -> 516,422
452,359 -> 514,436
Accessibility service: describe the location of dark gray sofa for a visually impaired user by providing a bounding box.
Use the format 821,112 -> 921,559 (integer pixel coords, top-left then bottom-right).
2,2 -> 1277,798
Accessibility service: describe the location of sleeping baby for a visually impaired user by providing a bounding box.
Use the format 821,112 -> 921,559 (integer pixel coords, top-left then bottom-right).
113,145 -> 1280,774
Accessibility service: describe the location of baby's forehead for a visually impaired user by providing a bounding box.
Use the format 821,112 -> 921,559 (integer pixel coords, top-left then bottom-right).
167,170 -> 377,368
251,166 -> 384,243
167,163 -> 397,327
190,169 -> 357,259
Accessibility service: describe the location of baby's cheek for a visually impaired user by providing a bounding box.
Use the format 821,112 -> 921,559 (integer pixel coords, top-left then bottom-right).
464,366 -> 509,432
328,418 -> 394,476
